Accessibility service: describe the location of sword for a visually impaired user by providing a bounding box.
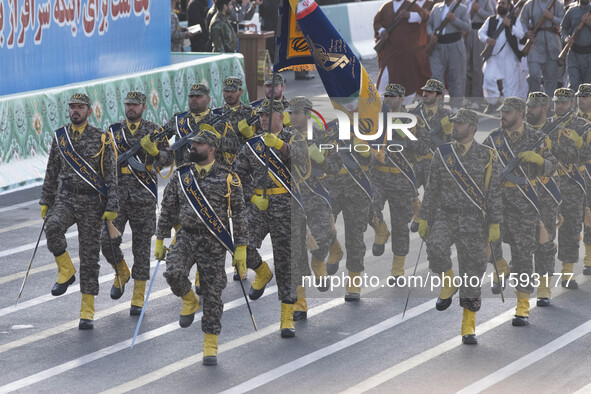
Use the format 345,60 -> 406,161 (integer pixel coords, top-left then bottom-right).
104,219 -> 123,290
16,219 -> 47,306
489,243 -> 505,303
402,239 -> 424,319
235,263 -> 257,331
131,256 -> 162,349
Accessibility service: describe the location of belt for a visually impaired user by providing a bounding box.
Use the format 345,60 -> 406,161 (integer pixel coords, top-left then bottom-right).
61,182 -> 99,196
375,166 -> 402,174
120,164 -> 153,174
182,226 -> 211,235
337,165 -> 369,175
471,22 -> 483,29
254,186 -> 288,195
437,32 -> 462,44
442,206 -> 481,215
573,43 -> 591,54
416,153 -> 433,161
503,179 -> 537,188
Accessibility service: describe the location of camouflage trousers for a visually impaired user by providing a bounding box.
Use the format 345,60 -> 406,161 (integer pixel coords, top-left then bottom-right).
557,178 -> 585,264
502,204 -> 538,293
246,193 -> 297,304
44,193 -> 104,295
426,212 -> 487,312
100,196 -> 156,281
325,174 -> 371,273
585,177 -> 591,245
163,230 -> 228,335
301,187 -> 336,263
535,195 -> 559,276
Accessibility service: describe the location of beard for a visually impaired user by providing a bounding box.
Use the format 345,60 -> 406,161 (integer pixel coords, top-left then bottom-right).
497,6 -> 508,15
188,150 -> 209,163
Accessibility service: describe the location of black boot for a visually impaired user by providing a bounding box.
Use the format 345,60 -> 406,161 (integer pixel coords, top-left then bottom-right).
51,275 -> 76,296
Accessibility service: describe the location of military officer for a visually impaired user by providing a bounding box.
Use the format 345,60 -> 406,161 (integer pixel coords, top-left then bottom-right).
576,84 -> 591,275
40,93 -> 119,330
155,129 -> 248,366
261,73 -> 291,128
418,108 -> 503,344
484,97 -> 557,326
210,0 -> 237,53
221,76 -> 258,145
233,99 -> 309,337
100,91 -> 174,315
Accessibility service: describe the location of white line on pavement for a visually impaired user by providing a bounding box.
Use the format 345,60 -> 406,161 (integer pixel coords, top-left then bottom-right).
0,200 -> 38,213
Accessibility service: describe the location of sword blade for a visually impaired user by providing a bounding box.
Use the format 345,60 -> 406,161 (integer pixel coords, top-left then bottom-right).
402,239 -> 424,319
16,220 -> 47,306
131,258 -> 162,349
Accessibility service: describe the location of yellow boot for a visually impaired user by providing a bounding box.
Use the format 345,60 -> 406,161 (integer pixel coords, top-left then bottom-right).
435,269 -> 457,311
410,198 -> 422,233
79,293 -> 95,330
194,270 -> 201,295
491,257 -> 510,295
512,291 -> 530,326
280,303 -> 296,337
372,220 -> 390,256
51,251 -> 76,296
584,244 -> 591,275
327,239 -> 343,275
110,259 -> 131,300
311,256 -> 329,292
179,289 -> 200,328
536,275 -> 551,307
561,262 -> 578,289
345,271 -> 361,301
293,286 -> 308,321
461,308 -> 477,344
203,333 -> 218,365
249,261 -> 273,300
388,255 -> 406,286
130,280 -> 146,315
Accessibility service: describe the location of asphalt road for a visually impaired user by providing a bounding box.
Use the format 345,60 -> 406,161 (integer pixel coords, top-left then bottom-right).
1,58 -> 591,393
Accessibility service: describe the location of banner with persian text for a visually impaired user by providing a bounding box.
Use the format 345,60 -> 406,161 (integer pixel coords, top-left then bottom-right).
0,0 -> 169,96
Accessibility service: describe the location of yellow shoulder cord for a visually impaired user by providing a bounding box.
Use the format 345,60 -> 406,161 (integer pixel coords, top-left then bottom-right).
91,133 -> 116,177
225,172 -> 242,218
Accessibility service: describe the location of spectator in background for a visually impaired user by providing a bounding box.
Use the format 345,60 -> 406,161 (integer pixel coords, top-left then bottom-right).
188,0 -> 210,52
206,0 -> 218,51
210,0 -> 238,52
259,0 -> 280,60
172,0 -> 193,52
229,0 -> 260,31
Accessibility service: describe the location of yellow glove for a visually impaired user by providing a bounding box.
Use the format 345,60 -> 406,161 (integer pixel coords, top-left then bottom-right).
102,211 -> 118,221
353,137 -> 370,158
441,117 -> 452,135
518,151 -> 544,166
140,134 -> 159,156
41,205 -> 48,219
263,132 -> 284,150
251,195 -> 269,211
308,143 -> 325,164
488,223 -> 500,243
570,130 -> 584,149
200,123 -> 222,139
418,219 -> 430,240
233,245 -> 247,278
237,119 -> 255,139
154,239 -> 167,260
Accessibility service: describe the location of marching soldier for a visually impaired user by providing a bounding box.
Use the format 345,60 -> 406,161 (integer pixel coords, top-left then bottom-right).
577,84 -> 591,275
40,93 -> 119,329
370,84 -> 431,284
520,0 -> 565,96
220,76 -> 258,145
100,91 -> 174,315
155,130 -> 248,366
418,108 -> 503,344
233,99 -> 309,337
552,87 -> 590,289
561,0 -> 591,90
262,73 -> 291,127
484,97 -> 557,326
526,91 -> 579,305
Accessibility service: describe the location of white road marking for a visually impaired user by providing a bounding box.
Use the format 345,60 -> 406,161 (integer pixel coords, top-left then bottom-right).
0,200 -> 38,213
0,219 -> 43,234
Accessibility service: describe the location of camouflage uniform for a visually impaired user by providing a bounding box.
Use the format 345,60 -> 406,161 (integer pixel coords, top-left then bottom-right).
371,84 -> 431,257
101,92 -> 174,282
551,88 -> 590,266
40,94 -> 119,295
157,134 -> 248,335
578,85 -> 591,261
171,10 -> 186,52
484,98 -> 557,294
410,79 -> 453,189
220,76 -> 258,145
233,101 -> 309,303
210,11 -> 237,53
419,109 -> 503,311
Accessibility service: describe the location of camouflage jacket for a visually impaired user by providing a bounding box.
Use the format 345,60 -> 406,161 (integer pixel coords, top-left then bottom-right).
40,123 -> 119,212
171,12 -> 185,52
111,119 -> 175,203
550,114 -> 591,165
418,141 -> 503,225
410,103 -> 453,155
221,102 -> 257,144
233,126 -> 309,201
210,13 -> 237,53
529,119 -> 580,167
156,161 -> 249,246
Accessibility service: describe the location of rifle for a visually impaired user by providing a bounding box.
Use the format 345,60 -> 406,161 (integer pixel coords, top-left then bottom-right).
424,0 -> 464,56
558,10 -> 591,62
374,0 -> 420,53
170,110 -> 232,151
116,127 -> 168,172
499,109 -> 573,184
521,0 -> 558,56
480,0 -> 527,62
417,105 -> 447,146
